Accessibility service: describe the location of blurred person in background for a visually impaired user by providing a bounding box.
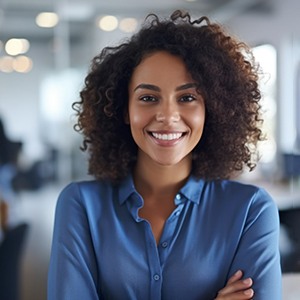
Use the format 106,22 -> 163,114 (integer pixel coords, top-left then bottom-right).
0,117 -> 22,240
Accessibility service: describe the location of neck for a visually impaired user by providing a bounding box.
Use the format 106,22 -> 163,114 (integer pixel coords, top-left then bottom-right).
133,152 -> 192,198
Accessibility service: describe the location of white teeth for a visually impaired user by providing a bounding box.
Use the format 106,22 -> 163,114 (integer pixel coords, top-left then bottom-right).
152,132 -> 183,141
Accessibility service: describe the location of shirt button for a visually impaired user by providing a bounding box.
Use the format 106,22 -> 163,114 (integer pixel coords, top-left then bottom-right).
161,241 -> 168,248
153,274 -> 160,281
175,194 -> 181,200
175,210 -> 181,216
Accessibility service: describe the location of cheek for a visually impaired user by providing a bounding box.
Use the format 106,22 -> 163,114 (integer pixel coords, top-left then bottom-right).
128,106 -> 150,128
128,108 -> 148,138
128,113 -> 148,148
129,113 -> 143,130
190,110 -> 205,132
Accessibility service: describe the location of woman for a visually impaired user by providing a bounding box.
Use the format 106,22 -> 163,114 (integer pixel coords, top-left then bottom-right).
48,10 -> 281,299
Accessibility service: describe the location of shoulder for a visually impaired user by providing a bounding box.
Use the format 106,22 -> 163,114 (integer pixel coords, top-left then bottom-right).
211,179 -> 273,202
218,180 -> 279,225
59,179 -> 114,197
202,180 -> 280,246
204,179 -> 277,218
56,179 -> 117,210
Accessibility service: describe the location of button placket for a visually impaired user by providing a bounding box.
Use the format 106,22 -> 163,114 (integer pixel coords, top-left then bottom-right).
161,241 -> 168,248
153,274 -> 160,281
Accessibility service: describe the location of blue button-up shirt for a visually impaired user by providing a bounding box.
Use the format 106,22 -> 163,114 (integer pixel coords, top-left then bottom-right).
48,175 -> 281,299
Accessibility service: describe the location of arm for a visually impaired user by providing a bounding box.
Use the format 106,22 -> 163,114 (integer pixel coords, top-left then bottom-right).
227,188 -> 282,299
48,183 -> 100,300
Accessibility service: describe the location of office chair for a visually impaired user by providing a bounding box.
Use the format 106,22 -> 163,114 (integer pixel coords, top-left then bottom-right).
0,222 -> 29,300
279,207 -> 300,273
282,153 -> 300,178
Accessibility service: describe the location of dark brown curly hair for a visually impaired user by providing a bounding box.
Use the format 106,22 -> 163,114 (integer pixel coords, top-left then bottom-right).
73,10 -> 264,182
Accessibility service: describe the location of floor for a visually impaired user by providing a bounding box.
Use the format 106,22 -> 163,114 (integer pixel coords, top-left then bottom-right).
14,181 -> 300,300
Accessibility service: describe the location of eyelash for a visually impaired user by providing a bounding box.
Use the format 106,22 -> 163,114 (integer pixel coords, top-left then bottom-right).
179,94 -> 197,102
139,95 -> 157,102
139,94 -> 197,103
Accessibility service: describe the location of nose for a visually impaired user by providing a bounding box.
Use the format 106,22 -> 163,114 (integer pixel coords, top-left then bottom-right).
155,101 -> 180,123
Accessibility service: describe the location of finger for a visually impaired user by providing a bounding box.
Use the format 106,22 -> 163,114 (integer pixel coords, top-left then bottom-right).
227,270 -> 243,284
218,277 -> 253,295
215,288 -> 254,300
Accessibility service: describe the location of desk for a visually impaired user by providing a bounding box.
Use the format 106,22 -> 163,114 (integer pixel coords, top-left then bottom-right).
282,273 -> 300,300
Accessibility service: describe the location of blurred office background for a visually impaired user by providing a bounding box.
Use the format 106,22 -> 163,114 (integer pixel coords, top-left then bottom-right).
0,0 -> 300,299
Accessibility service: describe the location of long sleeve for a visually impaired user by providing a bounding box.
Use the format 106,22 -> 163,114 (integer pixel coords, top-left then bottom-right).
47,183 -> 100,300
227,187 -> 282,299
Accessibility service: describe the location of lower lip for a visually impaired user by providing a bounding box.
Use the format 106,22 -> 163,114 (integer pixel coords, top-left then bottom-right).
149,134 -> 184,147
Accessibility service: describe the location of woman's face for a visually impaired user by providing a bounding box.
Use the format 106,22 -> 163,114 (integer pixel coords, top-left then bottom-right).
127,51 -> 205,167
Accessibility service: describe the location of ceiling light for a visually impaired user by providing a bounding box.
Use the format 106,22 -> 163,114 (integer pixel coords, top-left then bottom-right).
119,18 -> 138,33
98,15 -> 118,32
36,12 -> 59,28
13,55 -> 33,73
5,38 -> 30,56
0,56 -> 14,73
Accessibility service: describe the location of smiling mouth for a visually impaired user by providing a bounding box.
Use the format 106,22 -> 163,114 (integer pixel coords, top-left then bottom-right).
151,132 -> 184,141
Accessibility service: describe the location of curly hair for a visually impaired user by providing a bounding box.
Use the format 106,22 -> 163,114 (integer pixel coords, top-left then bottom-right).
73,10 -> 264,182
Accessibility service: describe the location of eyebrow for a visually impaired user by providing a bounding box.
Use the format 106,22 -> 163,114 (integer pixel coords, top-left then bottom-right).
175,83 -> 198,91
133,82 -> 198,92
134,84 -> 160,92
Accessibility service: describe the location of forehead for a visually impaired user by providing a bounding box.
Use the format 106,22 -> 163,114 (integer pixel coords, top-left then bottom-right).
129,51 -> 193,87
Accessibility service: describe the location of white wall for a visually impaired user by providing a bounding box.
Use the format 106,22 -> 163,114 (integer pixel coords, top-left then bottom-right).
0,35 -> 91,169
226,0 -> 300,153
0,42 -> 53,163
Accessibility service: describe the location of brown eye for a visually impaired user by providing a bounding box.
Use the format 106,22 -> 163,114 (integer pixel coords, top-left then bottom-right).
139,95 -> 157,102
179,94 -> 196,102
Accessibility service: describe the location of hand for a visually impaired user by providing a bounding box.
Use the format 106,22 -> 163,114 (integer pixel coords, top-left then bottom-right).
215,270 -> 254,300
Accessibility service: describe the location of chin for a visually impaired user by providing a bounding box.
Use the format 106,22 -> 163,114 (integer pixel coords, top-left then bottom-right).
153,156 -> 187,167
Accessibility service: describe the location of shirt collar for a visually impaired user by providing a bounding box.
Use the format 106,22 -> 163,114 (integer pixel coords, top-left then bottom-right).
118,174 -> 205,205
118,174 -> 137,205
179,175 -> 204,205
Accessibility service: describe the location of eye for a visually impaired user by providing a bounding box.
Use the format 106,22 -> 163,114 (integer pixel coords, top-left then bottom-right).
139,95 -> 158,102
179,94 -> 197,102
